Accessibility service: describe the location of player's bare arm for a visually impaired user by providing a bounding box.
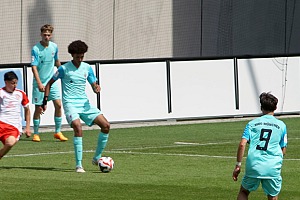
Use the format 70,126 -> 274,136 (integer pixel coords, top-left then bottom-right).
282,147 -> 286,155
233,138 -> 247,181
24,105 -> 31,137
55,59 -> 61,68
32,65 -> 45,92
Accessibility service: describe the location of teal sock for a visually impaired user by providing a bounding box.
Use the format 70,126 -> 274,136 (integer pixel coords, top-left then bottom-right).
93,132 -> 109,161
73,137 -> 83,167
54,117 -> 62,133
33,119 -> 40,134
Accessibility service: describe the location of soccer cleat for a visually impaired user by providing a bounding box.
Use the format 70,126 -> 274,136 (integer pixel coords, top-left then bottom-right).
54,132 -> 68,141
75,166 -> 86,173
32,134 -> 41,142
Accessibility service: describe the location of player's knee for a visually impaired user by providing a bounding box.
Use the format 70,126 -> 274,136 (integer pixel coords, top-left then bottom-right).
101,122 -> 110,133
5,137 -> 17,147
267,195 -> 278,200
71,120 -> 83,136
239,186 -> 250,197
54,101 -> 62,110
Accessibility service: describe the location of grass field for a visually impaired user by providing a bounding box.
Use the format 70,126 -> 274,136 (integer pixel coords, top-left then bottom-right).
1,117 -> 299,200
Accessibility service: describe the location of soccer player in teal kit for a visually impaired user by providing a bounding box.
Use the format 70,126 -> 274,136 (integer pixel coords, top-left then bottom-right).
31,24 -> 68,142
233,92 -> 287,200
42,40 -> 110,173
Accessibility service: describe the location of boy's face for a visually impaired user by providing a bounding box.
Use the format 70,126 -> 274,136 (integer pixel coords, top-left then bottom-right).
72,53 -> 85,67
5,79 -> 18,93
40,30 -> 52,43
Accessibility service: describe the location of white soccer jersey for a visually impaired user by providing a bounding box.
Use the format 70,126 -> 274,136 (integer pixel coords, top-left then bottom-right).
0,88 -> 30,132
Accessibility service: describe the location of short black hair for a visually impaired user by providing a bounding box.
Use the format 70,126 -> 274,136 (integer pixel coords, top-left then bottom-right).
259,92 -> 278,112
68,40 -> 88,54
4,71 -> 18,81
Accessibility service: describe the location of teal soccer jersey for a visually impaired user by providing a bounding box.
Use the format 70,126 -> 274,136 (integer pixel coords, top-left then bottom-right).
52,61 -> 97,106
242,115 -> 287,178
31,41 -> 59,85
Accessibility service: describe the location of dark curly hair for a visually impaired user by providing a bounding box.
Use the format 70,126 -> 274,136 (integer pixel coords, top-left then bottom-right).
259,92 -> 278,112
68,40 -> 88,55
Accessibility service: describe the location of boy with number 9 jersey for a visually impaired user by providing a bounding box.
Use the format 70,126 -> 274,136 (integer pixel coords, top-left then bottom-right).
233,92 -> 287,200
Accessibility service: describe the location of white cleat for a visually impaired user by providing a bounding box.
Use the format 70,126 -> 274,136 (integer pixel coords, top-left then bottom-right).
75,167 -> 86,173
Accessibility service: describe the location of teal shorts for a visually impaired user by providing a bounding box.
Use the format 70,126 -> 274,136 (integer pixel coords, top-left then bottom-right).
64,102 -> 102,127
241,175 -> 282,197
32,82 -> 61,105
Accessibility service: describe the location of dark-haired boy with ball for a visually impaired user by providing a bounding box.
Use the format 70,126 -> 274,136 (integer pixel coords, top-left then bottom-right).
42,40 -> 110,173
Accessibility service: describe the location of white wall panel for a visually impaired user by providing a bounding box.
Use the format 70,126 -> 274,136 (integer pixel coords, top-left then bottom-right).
237,57 -> 300,115
169,59 -> 236,118
99,62 -> 168,122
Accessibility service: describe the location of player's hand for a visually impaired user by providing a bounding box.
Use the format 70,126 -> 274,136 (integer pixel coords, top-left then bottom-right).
38,84 -> 45,92
40,105 -> 47,114
232,166 -> 241,181
92,84 -> 101,93
24,128 -> 31,138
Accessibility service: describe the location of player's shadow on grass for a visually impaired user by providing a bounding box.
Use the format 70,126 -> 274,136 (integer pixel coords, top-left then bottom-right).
0,166 -> 73,172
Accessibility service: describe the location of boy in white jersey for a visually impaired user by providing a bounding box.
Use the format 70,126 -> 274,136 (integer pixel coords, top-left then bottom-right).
42,40 -> 110,173
0,71 -> 31,159
233,92 -> 287,200
31,24 -> 67,142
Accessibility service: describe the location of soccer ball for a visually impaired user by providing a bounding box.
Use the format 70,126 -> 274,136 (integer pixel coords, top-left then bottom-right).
98,156 -> 114,173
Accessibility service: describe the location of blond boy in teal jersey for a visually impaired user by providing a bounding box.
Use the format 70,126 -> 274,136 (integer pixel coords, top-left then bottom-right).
31,24 -> 68,142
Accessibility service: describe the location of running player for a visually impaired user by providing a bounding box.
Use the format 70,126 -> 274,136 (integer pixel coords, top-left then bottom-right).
233,92 -> 287,200
31,24 -> 68,142
42,40 -> 110,173
0,71 -> 31,159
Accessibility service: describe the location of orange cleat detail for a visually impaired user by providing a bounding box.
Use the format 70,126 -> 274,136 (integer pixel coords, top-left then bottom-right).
54,132 -> 68,141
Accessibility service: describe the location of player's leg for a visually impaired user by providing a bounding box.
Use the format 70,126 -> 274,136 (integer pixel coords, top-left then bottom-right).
0,136 -> 17,159
49,84 -> 68,142
238,176 -> 260,200
261,178 -> 281,200
66,107 -> 85,173
237,186 -> 250,200
71,118 -> 85,172
79,105 -> 110,164
32,105 -> 42,142
92,114 -> 110,163
32,87 -> 43,142
267,195 -> 278,200
52,99 -> 68,141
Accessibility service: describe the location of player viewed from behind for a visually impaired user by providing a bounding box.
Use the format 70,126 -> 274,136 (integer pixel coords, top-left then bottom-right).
232,92 -> 287,200
42,40 -> 110,173
31,24 -> 67,142
0,71 -> 31,159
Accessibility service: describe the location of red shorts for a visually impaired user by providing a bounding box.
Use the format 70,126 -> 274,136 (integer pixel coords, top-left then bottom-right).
0,121 -> 20,144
